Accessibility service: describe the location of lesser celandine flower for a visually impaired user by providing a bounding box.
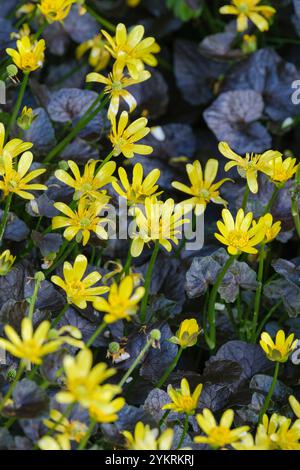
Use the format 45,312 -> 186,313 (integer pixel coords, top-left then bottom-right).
51,254 -> 109,308
215,208 -> 266,255
260,330 -> 297,363
172,159 -> 230,216
76,34 -> 110,72
38,0 -> 76,23
112,163 -> 161,205
232,414 -> 279,450
0,250 -> 16,276
242,34 -> 257,53
122,422 -> 174,450
38,435 -> 71,450
6,36 -> 45,73
270,418 -> 300,450
255,214 -> 281,243
56,348 -> 117,407
220,0 -> 276,32
55,160 -> 116,201
87,62 -> 150,118
88,388 -> 125,423
0,153 -> 47,199
169,319 -> 201,349
218,142 -> 280,194
102,23 -> 160,79
0,318 -> 61,365
264,155 -> 298,185
52,198 -> 109,245
44,409 -> 88,443
93,275 -> 145,323
130,196 -> 189,257
194,409 -> 249,449
162,378 -> 203,415
109,111 -> 153,159
0,122 -> 33,172
17,106 -> 36,130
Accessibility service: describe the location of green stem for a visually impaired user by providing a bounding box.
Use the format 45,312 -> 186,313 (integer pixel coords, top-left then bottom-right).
52,303 -> 69,329
78,418 -> 96,450
0,362 -> 25,414
7,73 -> 29,139
156,347 -> 183,389
28,276 -> 43,320
33,21 -> 47,40
159,410 -> 170,430
206,255 -> 235,350
86,321 -> 107,348
258,362 -> 280,424
177,414 -> 189,449
250,245 -> 265,342
140,241 -> 160,323
99,150 -> 114,169
254,300 -> 282,343
263,187 -> 279,215
0,193 -> 13,246
241,185 -> 250,211
118,336 -> 154,388
85,5 -> 116,33
43,94 -> 108,163
291,165 -> 300,238
44,240 -> 76,277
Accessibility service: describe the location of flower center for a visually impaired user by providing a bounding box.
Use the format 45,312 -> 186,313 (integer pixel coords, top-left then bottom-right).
21,52 -> 37,70
209,427 -> 232,447
80,217 -> 91,228
228,230 -> 249,248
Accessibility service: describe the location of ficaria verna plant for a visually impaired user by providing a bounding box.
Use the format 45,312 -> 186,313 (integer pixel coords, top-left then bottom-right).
0,0 -> 300,454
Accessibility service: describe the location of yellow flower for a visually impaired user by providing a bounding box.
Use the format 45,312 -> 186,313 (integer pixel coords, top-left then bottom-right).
242,34 -> 257,54
0,123 -> 33,172
51,254 -> 109,309
109,111 -> 153,159
260,330 -> 297,363
231,432 -> 271,450
38,0 -> 76,23
48,325 -> 85,349
289,395 -> 300,419
88,387 -> 125,423
6,35 -> 45,72
52,197 -> 109,246
162,378 -> 203,415
112,162 -> 161,205
17,106 -> 36,131
263,155 -> 298,185
122,422 -> 174,450
44,409 -> 88,443
127,0 -> 141,6
219,0 -> 276,32
194,409 -> 249,449
255,213 -> 281,243
218,142 -> 280,194
215,208 -> 266,255
0,317 -> 61,365
233,414 -> 279,450
169,319 -> 201,349
130,196 -> 189,257
102,23 -> 160,79
93,275 -> 145,323
55,160 -> 116,202
76,34 -> 110,72
0,250 -> 16,276
0,152 -> 47,199
86,62 -> 150,118
259,414 -> 300,450
172,159 -> 231,216
56,348 -> 117,407
38,435 -> 71,450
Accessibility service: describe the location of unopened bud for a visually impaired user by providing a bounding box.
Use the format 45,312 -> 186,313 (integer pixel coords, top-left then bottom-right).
150,329 -> 161,341
108,342 -> 120,353
6,64 -> 18,78
34,271 -> 45,282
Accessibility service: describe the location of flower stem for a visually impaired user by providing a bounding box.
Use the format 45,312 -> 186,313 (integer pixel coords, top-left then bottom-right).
263,187 -> 279,215
7,73 -> 29,139
250,245 -> 265,342
156,347 -> 183,389
78,418 -> 96,450
159,410 -> 170,430
0,361 -> 25,414
241,185 -> 250,211
85,5 -> 116,33
28,276 -> 43,320
52,303 -> 69,328
206,255 -> 235,350
86,321 -> 107,348
291,165 -> 300,238
258,362 -> 280,424
43,94 -> 108,163
118,336 -> 154,388
0,193 -> 13,246
254,300 -> 282,343
177,413 -> 189,449
140,241 -> 160,323
99,150 -> 114,169
44,240 -> 76,277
